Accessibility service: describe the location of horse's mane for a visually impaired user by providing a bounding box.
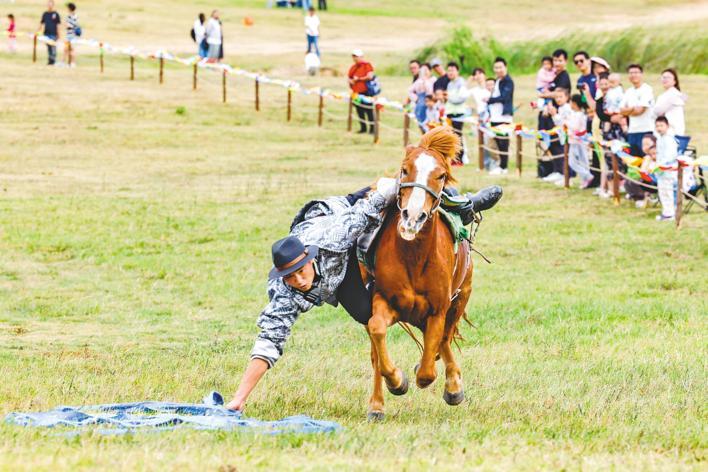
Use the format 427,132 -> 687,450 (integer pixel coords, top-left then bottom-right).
409,126 -> 460,185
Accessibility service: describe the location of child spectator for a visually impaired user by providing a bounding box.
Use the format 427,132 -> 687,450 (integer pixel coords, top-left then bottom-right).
542,87 -> 571,183
536,56 -> 555,94
654,116 -> 679,221
422,94 -> 442,132
64,2 -> 79,66
534,56 -> 554,108
304,7 -> 320,57
568,94 -> 593,187
604,73 -> 624,114
6,14 -> 16,53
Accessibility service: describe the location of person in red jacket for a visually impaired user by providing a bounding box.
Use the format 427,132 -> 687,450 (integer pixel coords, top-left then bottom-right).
348,49 -> 375,134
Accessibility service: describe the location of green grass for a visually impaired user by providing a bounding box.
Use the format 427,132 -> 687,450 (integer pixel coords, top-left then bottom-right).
419,24 -> 708,75
1,2 -> 707,469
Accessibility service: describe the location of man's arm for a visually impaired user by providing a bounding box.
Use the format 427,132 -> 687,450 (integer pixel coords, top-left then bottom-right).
226,280 -> 302,411
225,358 -> 268,411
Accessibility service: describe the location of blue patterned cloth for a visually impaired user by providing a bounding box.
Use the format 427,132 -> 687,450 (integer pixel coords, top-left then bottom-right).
5,391 -> 341,436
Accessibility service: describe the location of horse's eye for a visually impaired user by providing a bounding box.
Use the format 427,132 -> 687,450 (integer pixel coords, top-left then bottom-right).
401,169 -> 407,176
437,174 -> 446,180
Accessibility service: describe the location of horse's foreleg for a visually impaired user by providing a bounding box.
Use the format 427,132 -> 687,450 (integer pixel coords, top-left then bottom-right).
366,327 -> 385,420
368,294 -> 408,396
416,310 -> 446,389
439,335 -> 464,405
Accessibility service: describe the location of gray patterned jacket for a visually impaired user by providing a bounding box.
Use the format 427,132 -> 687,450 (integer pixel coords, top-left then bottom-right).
250,191 -> 387,368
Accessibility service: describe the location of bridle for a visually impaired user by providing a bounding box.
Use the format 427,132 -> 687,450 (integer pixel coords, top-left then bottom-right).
396,176 -> 445,213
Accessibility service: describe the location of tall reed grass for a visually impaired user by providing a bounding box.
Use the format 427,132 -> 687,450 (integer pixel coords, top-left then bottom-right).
417,25 -> 707,75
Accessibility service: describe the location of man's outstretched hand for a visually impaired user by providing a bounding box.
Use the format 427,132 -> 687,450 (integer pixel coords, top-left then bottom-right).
225,396 -> 245,412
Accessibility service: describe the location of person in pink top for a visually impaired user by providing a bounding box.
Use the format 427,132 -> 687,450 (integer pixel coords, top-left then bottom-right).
408,63 -> 435,130
6,14 -> 16,53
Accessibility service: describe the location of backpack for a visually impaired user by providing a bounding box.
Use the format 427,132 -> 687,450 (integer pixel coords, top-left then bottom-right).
190,27 -> 196,42
365,75 -> 381,97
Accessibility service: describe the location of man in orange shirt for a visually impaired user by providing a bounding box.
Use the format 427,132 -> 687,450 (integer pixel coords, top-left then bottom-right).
348,49 -> 375,134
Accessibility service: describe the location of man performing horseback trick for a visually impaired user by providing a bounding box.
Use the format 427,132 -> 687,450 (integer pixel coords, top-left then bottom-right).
225,127 -> 502,415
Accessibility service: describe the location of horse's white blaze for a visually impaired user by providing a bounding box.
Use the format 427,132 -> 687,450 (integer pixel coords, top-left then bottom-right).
406,153 -> 436,218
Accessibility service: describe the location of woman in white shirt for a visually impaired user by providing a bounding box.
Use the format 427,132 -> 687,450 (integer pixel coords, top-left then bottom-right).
193,13 -> 207,58
654,68 -> 688,152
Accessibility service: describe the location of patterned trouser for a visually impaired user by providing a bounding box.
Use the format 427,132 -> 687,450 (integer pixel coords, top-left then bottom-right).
657,173 -> 677,218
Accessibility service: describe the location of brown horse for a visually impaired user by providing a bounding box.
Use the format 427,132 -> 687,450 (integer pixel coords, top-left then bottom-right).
363,126 -> 473,420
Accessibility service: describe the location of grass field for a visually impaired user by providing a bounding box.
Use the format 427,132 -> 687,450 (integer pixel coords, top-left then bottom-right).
1,2 -> 707,470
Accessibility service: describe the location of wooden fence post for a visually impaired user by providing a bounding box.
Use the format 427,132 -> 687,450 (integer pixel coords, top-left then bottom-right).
66,41 -> 72,67
99,42 -> 104,73
373,106 -> 380,144
193,63 -> 197,90
222,69 -> 227,103
318,93 -> 324,127
347,97 -> 353,132
287,89 -> 292,122
159,57 -> 164,84
563,130 -> 570,189
477,127 -> 484,171
515,134 -> 522,177
611,153 -> 620,205
676,164 -> 684,228
32,34 -> 37,63
255,77 -> 260,111
130,55 -> 135,80
403,113 -> 410,147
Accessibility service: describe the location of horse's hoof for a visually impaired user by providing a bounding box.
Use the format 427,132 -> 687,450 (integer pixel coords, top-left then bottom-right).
443,389 -> 465,406
367,411 -> 385,422
386,369 -> 409,396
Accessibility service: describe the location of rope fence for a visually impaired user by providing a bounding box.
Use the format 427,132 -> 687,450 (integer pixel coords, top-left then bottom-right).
12,32 -> 707,227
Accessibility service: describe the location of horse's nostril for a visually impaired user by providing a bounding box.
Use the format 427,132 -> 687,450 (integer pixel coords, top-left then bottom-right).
402,209 -> 409,220
417,212 -> 428,223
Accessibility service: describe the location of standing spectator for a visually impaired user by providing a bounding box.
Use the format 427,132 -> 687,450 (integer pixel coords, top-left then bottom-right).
408,60 -> 421,83
591,72 -> 625,198
63,3 -> 79,67
486,57 -> 514,175
445,62 -> 470,165
469,67 -> 490,118
39,0 -> 61,66
567,94 -> 593,187
318,0 -> 328,10
205,10 -> 222,63
574,51 -> 597,98
408,63 -> 435,131
6,14 -> 16,53
348,49 -> 375,134
620,64 -> 654,157
431,58 -> 449,92
538,49 -> 571,180
654,116 -> 679,221
304,7 -> 320,57
575,50 -> 600,187
654,68 -> 688,153
193,13 -> 207,58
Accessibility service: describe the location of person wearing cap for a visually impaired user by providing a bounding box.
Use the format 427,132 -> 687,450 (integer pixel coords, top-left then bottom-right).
225,179 -> 396,411
348,49 -> 376,134
431,58 -> 449,92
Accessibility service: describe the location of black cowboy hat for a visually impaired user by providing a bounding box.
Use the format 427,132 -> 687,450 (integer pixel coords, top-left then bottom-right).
268,236 -> 319,280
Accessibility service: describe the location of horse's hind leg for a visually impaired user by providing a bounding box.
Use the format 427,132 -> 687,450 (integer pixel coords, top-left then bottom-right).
366,326 -> 385,421
368,294 -> 408,396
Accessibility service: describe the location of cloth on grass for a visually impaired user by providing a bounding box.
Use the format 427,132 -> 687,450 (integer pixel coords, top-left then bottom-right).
5,391 -> 341,436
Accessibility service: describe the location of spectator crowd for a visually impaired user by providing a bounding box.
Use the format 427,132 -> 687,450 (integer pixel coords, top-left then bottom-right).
381,49 -> 693,222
